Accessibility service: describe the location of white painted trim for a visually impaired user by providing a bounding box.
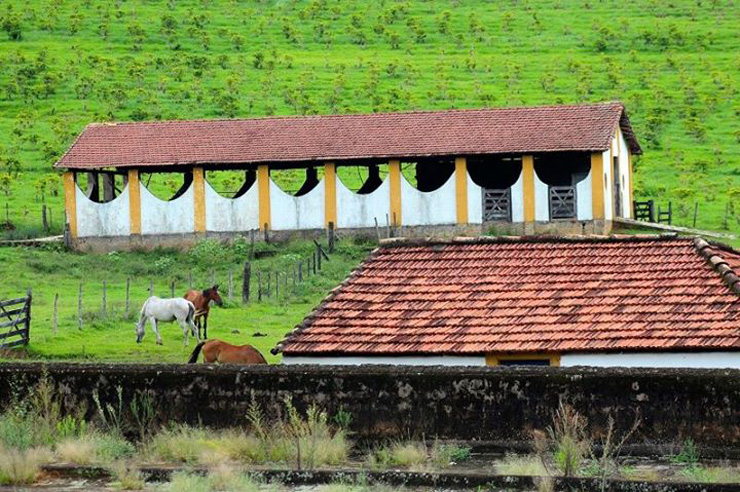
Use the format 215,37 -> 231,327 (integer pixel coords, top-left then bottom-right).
75,184 -> 130,238
270,178 -> 325,231
533,170 -> 549,221
576,169 -> 593,221
400,173 -> 457,226
140,182 -> 194,235
466,173 -> 483,224
510,170 -> 524,223
282,355 -> 486,366
562,352 -> 740,369
204,180 -> 259,232
336,177 -> 390,229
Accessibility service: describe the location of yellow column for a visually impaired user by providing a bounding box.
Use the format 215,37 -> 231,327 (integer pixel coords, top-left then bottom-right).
193,167 -> 206,233
627,149 -> 634,219
591,152 -> 605,220
388,159 -> 402,227
257,164 -> 271,231
127,168 -> 141,235
63,171 -> 77,239
522,155 -> 535,222
455,157 -> 468,224
324,162 -> 337,228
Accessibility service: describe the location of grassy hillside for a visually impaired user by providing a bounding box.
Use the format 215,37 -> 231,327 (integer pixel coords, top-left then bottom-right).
0,0 -> 739,236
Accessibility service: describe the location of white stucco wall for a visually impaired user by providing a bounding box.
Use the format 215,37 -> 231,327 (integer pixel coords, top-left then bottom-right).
204,180 -> 259,232
575,170 -> 593,221
270,179 -> 325,231
400,174 -> 456,226
603,147 -> 613,221
76,184 -> 131,238
466,174 -> 483,224
617,128 -> 631,218
140,182 -> 194,235
562,352 -> 740,369
533,170 -> 549,221
282,355 -> 487,366
336,178 -> 390,229
510,171 -> 524,223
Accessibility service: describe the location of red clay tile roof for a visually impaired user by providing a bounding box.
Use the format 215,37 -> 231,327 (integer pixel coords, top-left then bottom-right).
275,236 -> 740,356
55,102 -> 641,170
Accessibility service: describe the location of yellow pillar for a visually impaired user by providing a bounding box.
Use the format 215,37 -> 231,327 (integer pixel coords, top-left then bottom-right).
388,159 -> 402,227
62,171 -> 77,239
127,168 -> 141,235
522,155 -> 535,222
258,164 -> 271,231
455,157 -> 468,224
591,152 -> 605,220
193,167 -> 206,233
324,162 -> 337,228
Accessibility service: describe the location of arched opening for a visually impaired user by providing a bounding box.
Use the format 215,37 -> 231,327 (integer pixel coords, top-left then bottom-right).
75,171 -> 127,203
401,158 -> 455,192
534,152 -> 590,219
205,170 -> 256,198
271,167 -> 325,196
337,164 -> 388,194
140,171 -> 192,201
468,155 -> 522,222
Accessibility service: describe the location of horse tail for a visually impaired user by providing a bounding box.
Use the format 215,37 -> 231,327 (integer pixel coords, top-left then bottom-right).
188,341 -> 206,364
137,298 -> 150,325
186,301 -> 195,325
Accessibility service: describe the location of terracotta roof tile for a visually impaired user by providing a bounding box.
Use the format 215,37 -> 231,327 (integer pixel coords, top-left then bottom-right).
275,235 -> 740,356
55,102 -> 641,170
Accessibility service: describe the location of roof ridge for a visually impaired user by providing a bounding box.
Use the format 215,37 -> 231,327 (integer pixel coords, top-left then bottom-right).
693,238 -> 740,295
378,233 -> 686,248
271,247 -> 382,355
80,101 -> 626,128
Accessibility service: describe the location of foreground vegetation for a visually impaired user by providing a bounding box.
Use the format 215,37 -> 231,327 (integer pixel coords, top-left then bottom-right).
1,377 -> 737,491
0,237 -> 372,362
0,0 -> 738,237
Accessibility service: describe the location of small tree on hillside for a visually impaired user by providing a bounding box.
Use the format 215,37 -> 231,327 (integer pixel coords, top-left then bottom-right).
0,5 -> 22,40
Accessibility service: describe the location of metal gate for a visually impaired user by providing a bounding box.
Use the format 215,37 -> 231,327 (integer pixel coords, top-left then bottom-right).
483,188 -> 512,221
549,186 -> 576,219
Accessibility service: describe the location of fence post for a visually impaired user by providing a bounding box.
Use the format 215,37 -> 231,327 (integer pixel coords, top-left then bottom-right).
125,277 -> 131,318
25,288 -> 32,344
228,266 -> 234,300
297,260 -> 303,282
328,221 -> 335,253
316,244 -> 322,271
77,283 -> 83,330
275,271 -> 279,298
258,271 -> 262,302
292,265 -> 297,294
266,271 -> 271,298
188,270 -> 193,289
375,217 -> 381,243
693,202 -> 699,228
170,279 -> 175,298
42,203 -> 48,232
149,279 -> 154,297
102,280 -> 107,316
210,268 -> 215,285
52,293 -> 59,335
242,262 -> 251,303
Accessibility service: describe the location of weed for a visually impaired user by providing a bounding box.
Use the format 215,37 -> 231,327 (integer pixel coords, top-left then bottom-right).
0,446 -> 52,485
369,441 -> 428,469
145,425 -> 209,464
496,454 -> 549,476
110,461 -> 146,491
672,438 -> 700,466
56,437 -> 96,464
547,401 -> 589,477
430,441 -> 471,467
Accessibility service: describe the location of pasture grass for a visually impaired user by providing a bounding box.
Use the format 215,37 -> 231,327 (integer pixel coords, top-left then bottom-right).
1,237 -> 372,363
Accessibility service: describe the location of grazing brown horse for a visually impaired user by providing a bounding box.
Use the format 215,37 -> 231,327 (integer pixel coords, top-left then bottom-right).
187,339 -> 267,364
183,285 -> 223,340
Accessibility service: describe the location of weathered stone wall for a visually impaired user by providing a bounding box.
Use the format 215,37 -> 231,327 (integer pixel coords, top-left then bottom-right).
0,363 -> 736,448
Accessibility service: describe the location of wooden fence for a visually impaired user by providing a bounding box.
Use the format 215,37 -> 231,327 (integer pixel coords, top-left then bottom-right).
0,289 -> 31,348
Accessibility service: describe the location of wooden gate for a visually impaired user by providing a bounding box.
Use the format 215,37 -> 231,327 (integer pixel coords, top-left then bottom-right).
482,188 -> 512,221
0,289 -> 32,348
549,186 -> 576,219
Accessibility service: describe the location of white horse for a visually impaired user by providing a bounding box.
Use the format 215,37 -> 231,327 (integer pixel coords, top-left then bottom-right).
135,296 -> 199,346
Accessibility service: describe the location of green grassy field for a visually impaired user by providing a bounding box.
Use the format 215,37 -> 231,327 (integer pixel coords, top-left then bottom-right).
0,238 -> 373,363
0,0 -> 738,235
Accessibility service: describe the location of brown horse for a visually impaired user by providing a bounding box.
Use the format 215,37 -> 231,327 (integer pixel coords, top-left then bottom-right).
187,339 -> 267,364
183,285 -> 223,340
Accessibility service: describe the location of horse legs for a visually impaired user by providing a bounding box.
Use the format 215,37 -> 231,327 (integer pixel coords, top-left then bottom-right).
203,314 -> 208,340
149,317 -> 162,345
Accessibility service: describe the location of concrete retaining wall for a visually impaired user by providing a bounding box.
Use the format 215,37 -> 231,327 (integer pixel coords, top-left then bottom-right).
0,363 -> 737,448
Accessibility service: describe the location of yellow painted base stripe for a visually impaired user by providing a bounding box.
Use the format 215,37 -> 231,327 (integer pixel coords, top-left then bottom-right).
63,172 -> 77,239
127,169 -> 141,235
258,164 -> 271,230
324,162 -> 337,228
193,167 -> 206,232
389,159 -> 402,227
591,152 -> 605,220
522,155 -> 535,222
455,157 -> 468,224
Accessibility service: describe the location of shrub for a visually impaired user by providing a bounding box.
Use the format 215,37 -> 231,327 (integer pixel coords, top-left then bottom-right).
547,402 -> 589,477
430,442 -> 471,467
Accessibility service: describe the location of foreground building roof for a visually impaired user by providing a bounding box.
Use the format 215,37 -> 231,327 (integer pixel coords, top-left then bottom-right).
275,235 -> 740,356
55,101 -> 641,170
